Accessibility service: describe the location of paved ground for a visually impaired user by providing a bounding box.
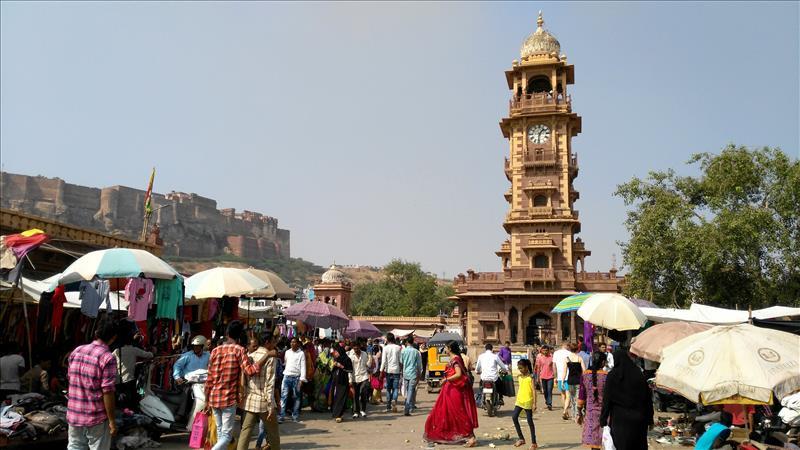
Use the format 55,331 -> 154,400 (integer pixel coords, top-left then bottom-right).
159,387 -> 672,449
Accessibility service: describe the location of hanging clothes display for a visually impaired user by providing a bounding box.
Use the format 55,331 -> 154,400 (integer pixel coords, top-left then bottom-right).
79,279 -> 111,318
154,278 -> 182,320
51,286 -> 66,340
126,278 -> 154,321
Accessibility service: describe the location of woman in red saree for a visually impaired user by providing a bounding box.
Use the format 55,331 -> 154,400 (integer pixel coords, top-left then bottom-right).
424,341 -> 479,447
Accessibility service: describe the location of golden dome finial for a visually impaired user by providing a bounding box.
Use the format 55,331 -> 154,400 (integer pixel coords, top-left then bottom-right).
537,11 -> 544,29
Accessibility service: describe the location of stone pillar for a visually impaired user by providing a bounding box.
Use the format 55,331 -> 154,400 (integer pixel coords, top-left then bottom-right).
555,313 -> 562,344
517,308 -> 524,345
570,311 -> 577,342
502,303 -> 510,343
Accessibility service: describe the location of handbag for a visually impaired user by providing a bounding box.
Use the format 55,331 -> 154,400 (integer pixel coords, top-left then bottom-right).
601,426 -> 616,450
188,412 -> 208,449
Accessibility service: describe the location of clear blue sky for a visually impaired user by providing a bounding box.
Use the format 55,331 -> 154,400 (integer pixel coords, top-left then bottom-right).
2,2 -> 798,277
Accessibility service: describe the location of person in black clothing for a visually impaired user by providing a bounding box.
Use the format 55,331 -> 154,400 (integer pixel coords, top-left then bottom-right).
330,345 -> 354,422
599,349 -> 653,450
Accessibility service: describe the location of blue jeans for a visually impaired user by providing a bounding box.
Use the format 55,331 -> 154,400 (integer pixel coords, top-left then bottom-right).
280,375 -> 301,420
402,378 -> 418,414
385,373 -> 401,407
256,420 -> 265,448
541,378 -> 553,407
211,406 -> 236,450
67,421 -> 111,450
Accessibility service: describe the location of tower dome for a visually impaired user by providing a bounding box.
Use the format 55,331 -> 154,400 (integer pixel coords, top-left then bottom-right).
321,264 -> 347,284
520,11 -> 561,59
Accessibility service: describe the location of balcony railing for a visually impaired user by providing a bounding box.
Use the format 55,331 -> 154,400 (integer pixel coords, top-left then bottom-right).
530,206 -> 553,217
509,93 -> 572,115
504,268 -> 556,282
524,150 -> 557,167
522,235 -> 557,249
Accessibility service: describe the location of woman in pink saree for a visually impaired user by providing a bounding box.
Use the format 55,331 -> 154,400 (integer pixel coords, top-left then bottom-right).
423,341 -> 479,447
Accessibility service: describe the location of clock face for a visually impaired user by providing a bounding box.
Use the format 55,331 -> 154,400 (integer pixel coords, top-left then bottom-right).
528,124 -> 551,144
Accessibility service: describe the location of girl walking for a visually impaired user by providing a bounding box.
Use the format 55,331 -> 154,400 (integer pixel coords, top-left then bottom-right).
512,359 -> 538,450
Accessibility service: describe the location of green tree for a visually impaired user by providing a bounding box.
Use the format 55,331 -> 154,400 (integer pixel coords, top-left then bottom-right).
351,259 -> 455,316
615,145 -> 799,308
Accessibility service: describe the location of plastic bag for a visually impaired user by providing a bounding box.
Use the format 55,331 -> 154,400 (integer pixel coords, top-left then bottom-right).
189,411 -> 208,448
602,426 -> 616,450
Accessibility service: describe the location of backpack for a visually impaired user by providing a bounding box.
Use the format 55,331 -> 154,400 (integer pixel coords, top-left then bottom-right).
567,361 -> 583,386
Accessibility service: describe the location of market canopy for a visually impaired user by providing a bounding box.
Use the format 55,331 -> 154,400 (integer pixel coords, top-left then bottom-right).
641,303 -> 800,324
4,275 -> 128,311
656,324 -> 800,405
388,329 -> 415,338
344,320 -> 382,338
283,301 -> 349,330
577,293 -> 647,331
185,267 -> 267,299
244,268 -> 295,299
551,292 -> 594,313
58,248 -> 180,286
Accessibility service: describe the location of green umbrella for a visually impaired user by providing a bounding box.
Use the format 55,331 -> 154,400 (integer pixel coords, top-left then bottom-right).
551,292 -> 594,313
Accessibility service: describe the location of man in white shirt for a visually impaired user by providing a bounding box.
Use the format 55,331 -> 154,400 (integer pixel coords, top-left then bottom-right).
279,338 -> 306,423
475,344 -> 508,404
551,342 -> 571,411
380,333 -> 403,413
348,341 -> 373,419
599,343 -> 614,371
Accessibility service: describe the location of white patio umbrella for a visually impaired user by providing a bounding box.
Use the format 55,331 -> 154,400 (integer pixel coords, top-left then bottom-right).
656,324 -> 800,405
185,267 -> 268,299
577,293 -> 647,331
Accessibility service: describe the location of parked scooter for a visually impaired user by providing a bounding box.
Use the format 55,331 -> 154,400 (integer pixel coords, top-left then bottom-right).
137,356 -> 207,438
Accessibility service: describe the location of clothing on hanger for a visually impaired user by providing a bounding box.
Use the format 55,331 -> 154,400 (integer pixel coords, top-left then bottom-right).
126,278 -> 154,321
154,278 -> 182,320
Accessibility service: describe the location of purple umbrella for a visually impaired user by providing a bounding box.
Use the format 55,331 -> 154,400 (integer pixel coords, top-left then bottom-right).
344,320 -> 383,338
630,298 -> 660,309
283,301 -> 350,329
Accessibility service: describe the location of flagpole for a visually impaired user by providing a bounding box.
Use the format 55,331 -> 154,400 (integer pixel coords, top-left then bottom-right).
140,168 -> 156,242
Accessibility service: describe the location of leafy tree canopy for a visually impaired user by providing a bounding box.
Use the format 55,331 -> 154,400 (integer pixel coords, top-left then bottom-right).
352,259 -> 455,316
615,145 -> 799,308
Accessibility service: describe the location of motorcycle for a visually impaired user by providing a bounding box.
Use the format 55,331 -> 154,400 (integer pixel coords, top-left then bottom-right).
481,379 -> 504,417
136,358 -> 207,438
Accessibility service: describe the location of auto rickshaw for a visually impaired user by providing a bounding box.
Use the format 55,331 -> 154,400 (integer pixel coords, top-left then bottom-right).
425,332 -> 465,393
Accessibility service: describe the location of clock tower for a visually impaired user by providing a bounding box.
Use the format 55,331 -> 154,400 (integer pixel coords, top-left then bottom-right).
453,12 -> 620,350
498,11 -> 586,279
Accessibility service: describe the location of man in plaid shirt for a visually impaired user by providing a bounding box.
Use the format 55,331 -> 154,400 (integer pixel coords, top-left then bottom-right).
237,331 -> 280,450
66,317 -> 120,450
204,321 -> 269,450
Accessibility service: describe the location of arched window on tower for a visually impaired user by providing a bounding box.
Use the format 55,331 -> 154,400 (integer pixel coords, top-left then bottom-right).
533,195 -> 548,207
534,254 -> 549,268
526,76 -> 551,95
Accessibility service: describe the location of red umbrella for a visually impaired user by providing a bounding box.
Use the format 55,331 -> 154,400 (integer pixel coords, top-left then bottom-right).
344,320 -> 382,338
283,301 -> 349,329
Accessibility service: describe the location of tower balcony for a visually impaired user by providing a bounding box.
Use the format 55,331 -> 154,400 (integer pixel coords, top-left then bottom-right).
495,241 -> 511,257
505,206 -> 553,222
509,92 -> 572,116
521,234 -> 558,249
523,150 -> 557,167
503,189 -> 512,202
504,158 -> 511,180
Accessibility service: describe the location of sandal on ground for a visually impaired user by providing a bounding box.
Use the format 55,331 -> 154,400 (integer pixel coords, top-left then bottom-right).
528,444 -> 538,450
514,439 -> 526,447
463,437 -> 478,447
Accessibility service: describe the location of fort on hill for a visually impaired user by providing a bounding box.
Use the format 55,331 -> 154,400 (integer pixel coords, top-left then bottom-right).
0,171 -> 290,260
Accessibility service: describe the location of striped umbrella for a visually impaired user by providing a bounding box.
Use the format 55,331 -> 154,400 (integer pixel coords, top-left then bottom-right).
551,292 -> 594,313
58,248 -> 180,285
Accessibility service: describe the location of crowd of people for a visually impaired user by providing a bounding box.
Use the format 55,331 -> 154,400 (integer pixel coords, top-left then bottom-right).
5,324 -> 766,450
